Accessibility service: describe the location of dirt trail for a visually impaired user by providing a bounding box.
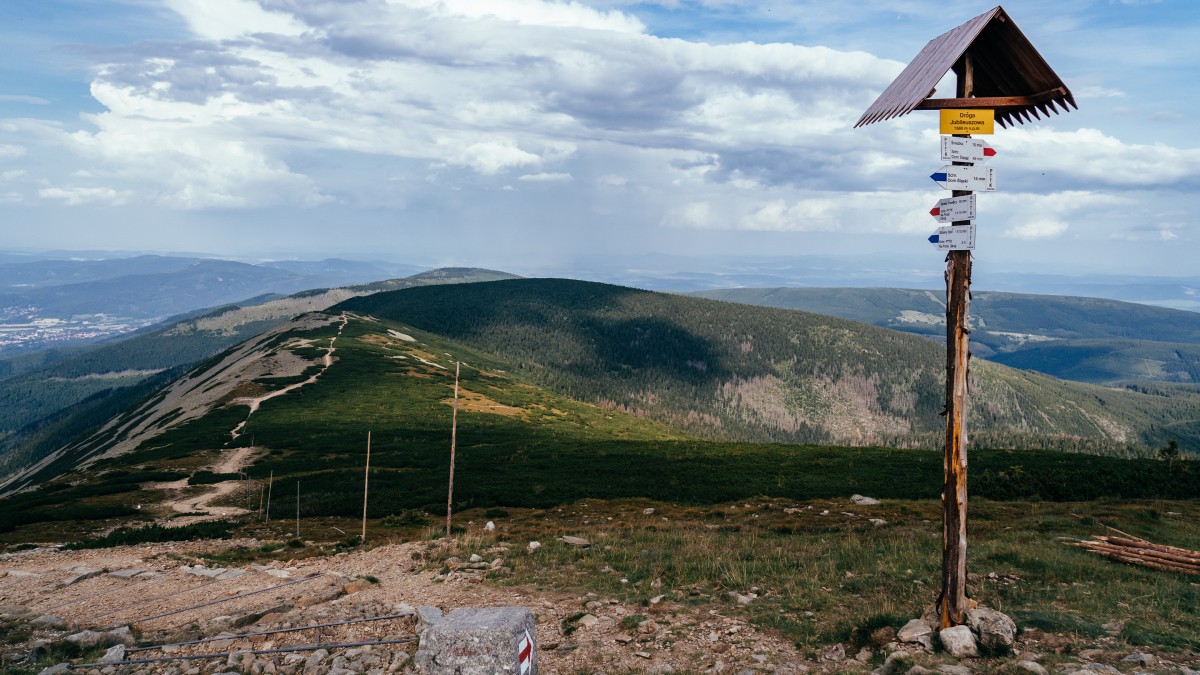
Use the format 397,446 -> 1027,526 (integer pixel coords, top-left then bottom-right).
230,313 -> 348,441
152,447 -> 262,526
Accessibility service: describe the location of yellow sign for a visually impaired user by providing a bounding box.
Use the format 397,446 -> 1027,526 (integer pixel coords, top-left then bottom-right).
940,109 -> 995,135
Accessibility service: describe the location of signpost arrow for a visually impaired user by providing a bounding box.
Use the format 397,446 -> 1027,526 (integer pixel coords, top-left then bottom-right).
927,223 -> 976,251
940,136 -> 997,163
930,165 -> 995,191
930,194 -> 977,223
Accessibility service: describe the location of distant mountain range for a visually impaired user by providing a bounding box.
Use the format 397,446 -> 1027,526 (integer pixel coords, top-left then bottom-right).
0,255 -> 426,353
689,287 -> 1200,386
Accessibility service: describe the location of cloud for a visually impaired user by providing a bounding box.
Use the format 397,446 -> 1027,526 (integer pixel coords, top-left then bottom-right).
991,191 -> 1128,240
518,171 -> 573,182
0,145 -> 27,160
1001,127 -> 1200,188
0,95 -> 50,105
38,186 -> 133,206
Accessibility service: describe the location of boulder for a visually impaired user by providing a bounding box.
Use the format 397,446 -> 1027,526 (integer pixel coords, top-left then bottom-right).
561,536 -> 590,548
966,607 -> 1016,653
99,644 -> 126,663
1121,653 -> 1157,667
898,618 -> 934,651
938,625 -> 979,659
414,606 -> 537,674
851,495 -> 881,506
1011,661 -> 1048,675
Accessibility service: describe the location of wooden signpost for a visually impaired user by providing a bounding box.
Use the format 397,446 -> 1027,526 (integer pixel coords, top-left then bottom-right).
855,5 -> 1076,627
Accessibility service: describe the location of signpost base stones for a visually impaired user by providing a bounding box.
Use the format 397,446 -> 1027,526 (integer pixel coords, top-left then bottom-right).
414,606 -> 537,674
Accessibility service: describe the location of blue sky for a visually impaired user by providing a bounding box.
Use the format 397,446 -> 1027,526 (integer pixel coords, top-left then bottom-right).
1,0 -> 1197,281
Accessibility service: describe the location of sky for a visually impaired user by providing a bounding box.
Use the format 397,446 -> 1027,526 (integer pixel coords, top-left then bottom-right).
1,0 -> 1198,280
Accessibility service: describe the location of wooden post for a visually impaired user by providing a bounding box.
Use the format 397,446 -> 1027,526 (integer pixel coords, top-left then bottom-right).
265,469 -> 273,522
295,481 -> 300,539
939,53 -> 974,628
446,361 -> 460,537
361,430 -> 371,544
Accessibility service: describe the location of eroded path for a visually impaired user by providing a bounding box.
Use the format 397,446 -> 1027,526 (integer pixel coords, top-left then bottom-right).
151,446 -> 262,526
229,312 -> 349,440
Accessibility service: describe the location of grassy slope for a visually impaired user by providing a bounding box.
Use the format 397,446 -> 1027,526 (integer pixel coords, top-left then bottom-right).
337,279 -> 1198,452
0,269 -> 521,480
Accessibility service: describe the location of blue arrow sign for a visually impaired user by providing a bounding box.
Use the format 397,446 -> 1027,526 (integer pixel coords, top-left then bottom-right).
930,172 -> 948,183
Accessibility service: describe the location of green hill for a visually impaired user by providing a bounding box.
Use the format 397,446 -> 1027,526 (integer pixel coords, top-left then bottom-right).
4,293 -> 1197,540
0,268 -> 521,480
337,279 -> 1200,452
688,287 -> 1200,384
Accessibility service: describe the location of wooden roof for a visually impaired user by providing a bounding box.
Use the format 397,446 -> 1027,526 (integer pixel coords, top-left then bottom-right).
855,6 -> 1076,128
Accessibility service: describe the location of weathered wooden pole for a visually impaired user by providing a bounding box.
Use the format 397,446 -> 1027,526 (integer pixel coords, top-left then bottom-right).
445,361 -> 461,537
265,469 -> 273,522
361,430 -> 371,544
939,53 -> 973,628
295,481 -> 300,538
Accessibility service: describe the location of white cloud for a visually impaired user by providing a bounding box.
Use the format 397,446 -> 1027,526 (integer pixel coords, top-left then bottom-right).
0,145 -> 27,160
38,186 -> 132,206
991,191 -> 1128,240
1002,127 -> 1200,187
0,95 -> 50,105
518,171 -> 573,182
1,170 -> 26,181
0,191 -> 22,204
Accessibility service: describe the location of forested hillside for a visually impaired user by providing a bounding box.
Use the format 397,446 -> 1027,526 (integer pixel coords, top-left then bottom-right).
689,287 -> 1200,384
338,279 -> 1200,452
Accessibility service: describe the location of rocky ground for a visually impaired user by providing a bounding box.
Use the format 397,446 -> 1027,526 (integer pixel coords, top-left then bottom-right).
2,538 -> 1199,674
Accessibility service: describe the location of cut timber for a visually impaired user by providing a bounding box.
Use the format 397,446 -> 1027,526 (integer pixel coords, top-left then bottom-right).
1068,534 -> 1200,575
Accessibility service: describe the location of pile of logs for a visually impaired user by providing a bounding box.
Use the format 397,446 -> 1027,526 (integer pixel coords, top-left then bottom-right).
1069,532 -> 1200,575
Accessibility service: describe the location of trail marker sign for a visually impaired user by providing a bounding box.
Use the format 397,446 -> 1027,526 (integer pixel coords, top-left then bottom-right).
940,109 -> 994,134
930,165 -> 995,191
518,629 -> 534,675
928,223 -> 976,251
941,136 -> 996,163
930,194 -> 976,223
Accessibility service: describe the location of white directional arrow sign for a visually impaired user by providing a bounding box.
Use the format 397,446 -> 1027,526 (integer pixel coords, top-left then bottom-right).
930,165 -> 995,191
940,136 -> 997,163
930,194 -> 977,223
928,223 -> 976,251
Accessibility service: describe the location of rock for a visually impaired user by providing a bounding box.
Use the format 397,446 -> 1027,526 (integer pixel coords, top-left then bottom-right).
32,614 -> 66,628
906,667 -> 936,675
37,665 -> 71,675
870,518 -> 889,526
527,541 -> 541,553
577,614 -> 600,628
851,494 -> 881,506
484,521 -> 495,532
938,625 -> 979,659
937,665 -> 971,675
561,536 -> 590,548
64,627 -> 135,649
305,648 -> 330,672
634,651 -> 652,659
1101,620 -> 1125,636
871,651 -> 910,675
64,567 -> 105,585
99,645 -> 126,663
216,569 -> 246,581
343,579 -> 374,594
413,606 -> 537,675
820,644 -> 846,662
643,508 -> 655,515
1122,653 -> 1157,667
649,594 -> 665,605
1010,661 -> 1048,675
108,569 -> 144,580
469,554 -> 483,563
966,607 -> 1016,653
898,618 -> 935,650
416,606 -> 443,632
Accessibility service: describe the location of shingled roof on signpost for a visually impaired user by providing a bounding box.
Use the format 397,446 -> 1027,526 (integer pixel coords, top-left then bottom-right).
855,5 -> 1076,128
